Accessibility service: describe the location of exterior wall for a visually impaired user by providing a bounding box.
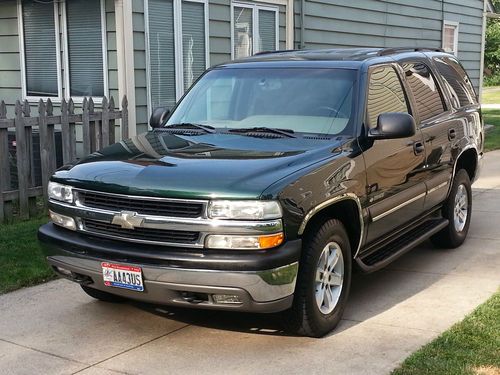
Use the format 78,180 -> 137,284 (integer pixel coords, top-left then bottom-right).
294,0 -> 484,89
132,0 -> 148,134
0,0 -> 22,117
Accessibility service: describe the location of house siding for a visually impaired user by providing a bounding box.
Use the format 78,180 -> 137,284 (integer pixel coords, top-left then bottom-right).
294,0 -> 484,89
0,0 -> 22,117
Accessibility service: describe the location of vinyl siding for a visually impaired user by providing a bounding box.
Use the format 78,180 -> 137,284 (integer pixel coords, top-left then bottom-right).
0,0 -> 22,117
294,0 -> 484,89
132,0 -> 148,134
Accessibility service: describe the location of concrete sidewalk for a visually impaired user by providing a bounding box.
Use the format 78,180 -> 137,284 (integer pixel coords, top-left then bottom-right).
1,153 -> 500,375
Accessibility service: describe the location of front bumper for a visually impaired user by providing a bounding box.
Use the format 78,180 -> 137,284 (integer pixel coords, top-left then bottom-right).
38,223 -> 301,313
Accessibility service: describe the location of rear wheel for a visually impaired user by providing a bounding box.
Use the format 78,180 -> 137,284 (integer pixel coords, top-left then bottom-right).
284,219 -> 352,337
81,285 -> 126,303
431,169 -> 472,248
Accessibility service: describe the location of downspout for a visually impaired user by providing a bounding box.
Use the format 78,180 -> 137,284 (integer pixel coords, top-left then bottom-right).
479,0 -> 487,102
300,0 -> 305,49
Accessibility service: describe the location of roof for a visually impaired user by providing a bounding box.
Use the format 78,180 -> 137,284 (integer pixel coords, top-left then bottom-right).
216,47 -> 448,69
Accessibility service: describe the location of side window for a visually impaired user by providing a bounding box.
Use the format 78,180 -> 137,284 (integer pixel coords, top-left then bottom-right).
434,57 -> 477,108
366,65 -> 409,128
402,62 -> 445,121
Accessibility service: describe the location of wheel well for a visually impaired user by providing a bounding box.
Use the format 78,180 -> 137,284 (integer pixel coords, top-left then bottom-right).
301,199 -> 362,257
455,149 -> 478,182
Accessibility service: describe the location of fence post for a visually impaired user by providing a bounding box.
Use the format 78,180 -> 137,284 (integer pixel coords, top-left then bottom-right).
89,97 -> 98,152
108,96 -> 116,145
0,100 -> 11,223
38,99 -> 56,204
121,96 -> 128,140
101,96 -> 110,147
82,97 -> 90,156
14,100 -> 29,219
60,99 -> 71,165
68,98 -> 77,161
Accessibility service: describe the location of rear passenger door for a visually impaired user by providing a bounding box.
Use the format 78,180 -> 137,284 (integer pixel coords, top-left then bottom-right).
401,60 -> 452,210
362,64 -> 427,244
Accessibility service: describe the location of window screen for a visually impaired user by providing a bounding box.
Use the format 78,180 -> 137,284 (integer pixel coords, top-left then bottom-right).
66,0 -> 104,97
22,0 -> 59,97
434,57 -> 477,108
403,62 -> 445,121
258,9 -> 276,52
233,6 -> 253,58
148,0 -> 176,109
366,66 -> 409,127
182,1 -> 206,90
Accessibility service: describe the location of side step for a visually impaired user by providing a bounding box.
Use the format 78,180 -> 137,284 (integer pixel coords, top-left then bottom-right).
356,218 -> 449,273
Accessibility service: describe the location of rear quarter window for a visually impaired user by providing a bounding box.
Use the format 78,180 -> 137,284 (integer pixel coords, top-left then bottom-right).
434,56 -> 477,108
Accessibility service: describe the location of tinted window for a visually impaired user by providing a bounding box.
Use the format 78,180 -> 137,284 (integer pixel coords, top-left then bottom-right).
366,65 -> 409,127
434,57 -> 477,108
402,62 -> 445,121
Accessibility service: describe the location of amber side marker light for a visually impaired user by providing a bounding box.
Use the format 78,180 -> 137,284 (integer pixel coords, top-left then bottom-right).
258,233 -> 284,249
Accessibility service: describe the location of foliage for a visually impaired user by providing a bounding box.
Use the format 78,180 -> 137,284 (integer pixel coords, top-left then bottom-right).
485,10 -> 500,78
484,74 -> 500,87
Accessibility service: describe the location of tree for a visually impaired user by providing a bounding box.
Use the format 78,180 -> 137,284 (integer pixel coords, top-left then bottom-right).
485,0 -> 500,77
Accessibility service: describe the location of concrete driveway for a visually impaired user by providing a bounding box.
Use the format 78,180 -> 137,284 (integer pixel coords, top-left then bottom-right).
1,152 -> 500,375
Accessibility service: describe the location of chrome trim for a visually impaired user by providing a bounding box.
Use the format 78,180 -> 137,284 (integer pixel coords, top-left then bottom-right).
49,200 -> 283,248
428,181 -> 449,195
297,193 -> 365,259
371,192 -> 426,223
448,145 -> 479,196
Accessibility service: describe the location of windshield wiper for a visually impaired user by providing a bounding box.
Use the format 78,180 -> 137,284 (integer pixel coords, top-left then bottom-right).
162,123 -> 216,134
228,127 -> 296,138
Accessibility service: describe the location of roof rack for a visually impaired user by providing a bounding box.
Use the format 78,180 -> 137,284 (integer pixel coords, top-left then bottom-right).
253,49 -> 298,56
377,47 -> 445,56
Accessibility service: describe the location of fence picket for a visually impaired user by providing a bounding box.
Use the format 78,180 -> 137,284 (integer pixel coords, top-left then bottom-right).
1,96 -> 127,222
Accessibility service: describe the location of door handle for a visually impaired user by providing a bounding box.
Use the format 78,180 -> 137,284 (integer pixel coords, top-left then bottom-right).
448,128 -> 456,140
413,141 -> 425,155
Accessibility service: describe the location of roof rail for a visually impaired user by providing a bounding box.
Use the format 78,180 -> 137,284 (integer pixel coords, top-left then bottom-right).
253,49 -> 298,56
377,47 -> 445,56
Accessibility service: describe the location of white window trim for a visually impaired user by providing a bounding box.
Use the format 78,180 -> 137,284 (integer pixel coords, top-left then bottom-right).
61,0 -> 109,104
144,0 -> 210,117
17,0 -> 108,104
442,20 -> 459,56
17,0 -> 63,103
230,1 -> 280,60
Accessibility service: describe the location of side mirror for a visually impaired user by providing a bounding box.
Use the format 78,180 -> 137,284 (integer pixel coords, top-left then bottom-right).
149,107 -> 171,129
368,112 -> 416,140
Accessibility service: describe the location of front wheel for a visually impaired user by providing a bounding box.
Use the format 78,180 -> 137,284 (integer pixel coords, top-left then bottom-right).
431,169 -> 472,248
284,219 -> 352,337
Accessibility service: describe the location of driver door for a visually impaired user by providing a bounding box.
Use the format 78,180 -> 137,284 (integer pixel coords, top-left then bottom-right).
361,64 -> 428,244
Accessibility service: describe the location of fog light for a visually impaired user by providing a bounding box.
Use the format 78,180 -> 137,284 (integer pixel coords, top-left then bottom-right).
49,210 -> 76,231
212,294 -> 242,304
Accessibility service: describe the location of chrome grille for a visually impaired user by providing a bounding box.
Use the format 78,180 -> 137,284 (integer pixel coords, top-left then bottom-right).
78,191 -> 204,218
82,218 -> 200,244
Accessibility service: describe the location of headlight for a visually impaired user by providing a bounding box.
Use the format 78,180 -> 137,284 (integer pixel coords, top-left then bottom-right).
48,181 -> 73,203
205,233 -> 284,250
49,210 -> 76,231
208,200 -> 282,220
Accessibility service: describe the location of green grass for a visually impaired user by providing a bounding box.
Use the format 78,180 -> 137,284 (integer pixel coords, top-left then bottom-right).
483,109 -> 500,152
482,87 -> 500,104
392,291 -> 500,375
0,217 -> 56,294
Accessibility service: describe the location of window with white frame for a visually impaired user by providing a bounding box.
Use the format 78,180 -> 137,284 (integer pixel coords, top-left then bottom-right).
147,0 -> 208,110
232,2 -> 279,59
443,21 -> 459,56
18,0 -> 107,101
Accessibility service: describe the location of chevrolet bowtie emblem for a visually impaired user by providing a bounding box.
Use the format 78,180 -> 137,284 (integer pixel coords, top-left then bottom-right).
111,211 -> 144,229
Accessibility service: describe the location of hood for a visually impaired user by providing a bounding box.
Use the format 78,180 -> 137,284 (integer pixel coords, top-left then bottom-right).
53,131 -> 346,199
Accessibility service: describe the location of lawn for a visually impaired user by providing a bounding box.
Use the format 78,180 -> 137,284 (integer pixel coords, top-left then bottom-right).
0,217 -> 55,294
393,291 -> 500,375
483,109 -> 500,152
482,86 -> 500,104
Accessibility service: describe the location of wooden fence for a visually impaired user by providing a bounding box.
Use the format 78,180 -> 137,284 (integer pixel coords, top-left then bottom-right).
0,96 -> 128,223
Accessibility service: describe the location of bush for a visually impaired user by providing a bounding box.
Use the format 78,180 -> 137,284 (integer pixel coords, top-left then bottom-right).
484,74 -> 500,87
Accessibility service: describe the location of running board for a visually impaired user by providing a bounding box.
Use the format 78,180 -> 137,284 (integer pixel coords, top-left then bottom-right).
356,218 -> 449,273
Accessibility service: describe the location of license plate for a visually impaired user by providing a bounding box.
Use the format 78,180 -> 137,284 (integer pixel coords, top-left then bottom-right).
102,262 -> 144,292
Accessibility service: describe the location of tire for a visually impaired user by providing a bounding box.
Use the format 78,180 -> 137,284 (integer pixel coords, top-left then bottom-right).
81,285 -> 126,303
284,219 -> 352,337
431,169 -> 472,248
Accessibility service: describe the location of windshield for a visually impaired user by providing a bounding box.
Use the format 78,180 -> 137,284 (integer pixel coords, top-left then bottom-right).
166,68 -> 357,135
